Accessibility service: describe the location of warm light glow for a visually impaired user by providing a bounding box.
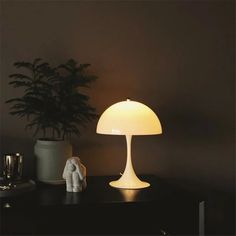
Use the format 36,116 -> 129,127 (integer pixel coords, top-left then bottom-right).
96,99 -> 162,189
96,99 -> 162,135
119,189 -> 140,202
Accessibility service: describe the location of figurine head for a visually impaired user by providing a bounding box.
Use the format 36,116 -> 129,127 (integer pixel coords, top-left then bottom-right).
67,162 -> 76,172
62,157 -> 83,179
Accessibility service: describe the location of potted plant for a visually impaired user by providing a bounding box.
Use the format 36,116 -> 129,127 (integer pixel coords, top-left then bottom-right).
6,58 -> 97,184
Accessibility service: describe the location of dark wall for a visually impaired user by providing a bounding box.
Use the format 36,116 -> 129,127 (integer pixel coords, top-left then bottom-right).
0,1 -> 234,192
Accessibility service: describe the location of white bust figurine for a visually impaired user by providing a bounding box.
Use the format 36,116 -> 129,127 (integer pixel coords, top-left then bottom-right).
62,157 -> 87,192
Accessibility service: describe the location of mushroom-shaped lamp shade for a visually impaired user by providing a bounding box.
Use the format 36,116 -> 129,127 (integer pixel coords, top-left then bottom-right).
96,99 -> 162,189
97,99 -> 162,135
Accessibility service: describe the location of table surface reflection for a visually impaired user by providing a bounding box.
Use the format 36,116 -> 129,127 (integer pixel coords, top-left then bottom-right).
0,175 -> 173,208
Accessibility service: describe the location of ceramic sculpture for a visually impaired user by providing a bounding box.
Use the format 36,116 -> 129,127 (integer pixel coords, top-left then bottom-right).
62,157 -> 87,192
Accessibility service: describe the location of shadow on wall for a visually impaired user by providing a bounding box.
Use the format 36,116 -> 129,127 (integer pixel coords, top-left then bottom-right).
0,135 -> 36,178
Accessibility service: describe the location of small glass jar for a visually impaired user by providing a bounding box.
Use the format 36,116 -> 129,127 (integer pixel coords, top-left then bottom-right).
3,153 -> 23,181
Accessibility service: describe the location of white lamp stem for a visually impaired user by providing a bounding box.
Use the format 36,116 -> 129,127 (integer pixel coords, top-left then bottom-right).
109,135 -> 150,189
122,135 -> 137,180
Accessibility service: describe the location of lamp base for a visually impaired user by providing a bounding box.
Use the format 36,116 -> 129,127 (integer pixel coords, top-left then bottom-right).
109,135 -> 151,189
109,178 -> 150,189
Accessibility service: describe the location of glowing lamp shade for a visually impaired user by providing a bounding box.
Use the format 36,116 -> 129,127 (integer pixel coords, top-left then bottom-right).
96,99 -> 162,189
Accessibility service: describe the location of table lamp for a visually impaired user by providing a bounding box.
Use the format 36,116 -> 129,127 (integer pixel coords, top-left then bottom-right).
96,99 -> 162,189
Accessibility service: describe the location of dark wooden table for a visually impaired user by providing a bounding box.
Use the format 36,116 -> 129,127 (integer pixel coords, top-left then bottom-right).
0,175 -> 201,235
